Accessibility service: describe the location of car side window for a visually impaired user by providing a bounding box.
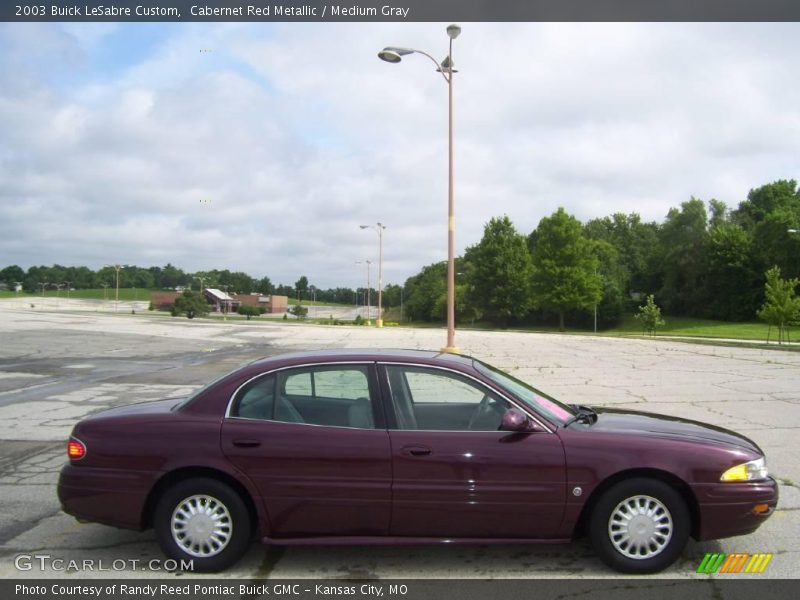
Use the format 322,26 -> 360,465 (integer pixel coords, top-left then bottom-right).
231,374 -> 275,420
386,366 -> 511,431
277,366 -> 376,429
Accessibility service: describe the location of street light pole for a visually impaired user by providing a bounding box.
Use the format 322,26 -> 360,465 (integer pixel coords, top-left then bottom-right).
104,265 -> 125,312
360,222 -> 386,327
111,265 -> 124,313
356,260 -> 373,325
379,24 -> 461,352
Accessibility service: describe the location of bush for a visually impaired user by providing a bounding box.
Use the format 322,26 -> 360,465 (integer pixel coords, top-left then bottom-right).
237,304 -> 260,320
288,304 -> 308,319
172,290 -> 209,319
635,294 -> 665,336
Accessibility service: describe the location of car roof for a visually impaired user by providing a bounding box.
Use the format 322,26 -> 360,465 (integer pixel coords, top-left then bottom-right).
247,348 -> 476,370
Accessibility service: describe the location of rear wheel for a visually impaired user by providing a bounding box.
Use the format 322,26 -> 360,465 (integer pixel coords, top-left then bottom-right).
154,477 -> 251,572
589,478 -> 690,573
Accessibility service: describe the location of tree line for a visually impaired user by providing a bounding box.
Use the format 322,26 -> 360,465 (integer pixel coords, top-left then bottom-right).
402,179 -> 800,329
0,263 -> 383,306
3,179 -> 798,328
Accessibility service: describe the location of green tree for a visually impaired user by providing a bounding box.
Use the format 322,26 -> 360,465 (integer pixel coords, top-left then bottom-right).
584,212 -> 659,296
382,283 -> 403,308
464,216 -> 533,325
705,222 -> 760,320
657,198 -> 710,315
635,294 -> 665,336
529,208 -> 602,331
403,262 -> 447,322
734,179 -> 799,228
157,263 -> 189,289
587,238 -> 627,327
237,304 -> 260,320
757,266 -> 800,344
172,290 -> 209,319
0,265 -> 25,288
256,276 -> 274,295
295,276 -> 309,301
288,303 -> 308,319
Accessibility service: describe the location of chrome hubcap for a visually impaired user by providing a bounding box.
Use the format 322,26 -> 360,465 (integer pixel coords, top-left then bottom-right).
171,494 -> 232,558
608,494 -> 673,559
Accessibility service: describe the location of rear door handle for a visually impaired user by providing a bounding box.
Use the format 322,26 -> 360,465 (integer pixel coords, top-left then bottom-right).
400,444 -> 432,457
232,439 -> 261,448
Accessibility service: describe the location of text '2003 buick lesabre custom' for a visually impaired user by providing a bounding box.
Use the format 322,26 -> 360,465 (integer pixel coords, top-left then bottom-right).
58,349 -> 777,573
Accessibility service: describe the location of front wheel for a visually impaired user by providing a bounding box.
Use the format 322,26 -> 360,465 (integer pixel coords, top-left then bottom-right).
154,477 -> 251,572
589,478 -> 690,573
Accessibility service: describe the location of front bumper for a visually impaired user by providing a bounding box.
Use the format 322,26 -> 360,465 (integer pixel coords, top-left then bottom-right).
57,463 -> 156,530
692,477 -> 778,541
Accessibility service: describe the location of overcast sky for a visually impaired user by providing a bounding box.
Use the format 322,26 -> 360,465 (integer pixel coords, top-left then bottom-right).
1,22 -> 798,288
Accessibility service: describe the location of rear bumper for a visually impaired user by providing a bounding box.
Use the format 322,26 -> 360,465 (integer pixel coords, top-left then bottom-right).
692,477 -> 778,541
57,463 -> 157,530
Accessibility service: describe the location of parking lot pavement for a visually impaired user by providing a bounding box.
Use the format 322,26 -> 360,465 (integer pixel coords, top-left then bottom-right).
0,300 -> 797,579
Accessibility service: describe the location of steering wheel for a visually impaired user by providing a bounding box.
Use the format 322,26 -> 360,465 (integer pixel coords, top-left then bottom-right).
467,395 -> 494,430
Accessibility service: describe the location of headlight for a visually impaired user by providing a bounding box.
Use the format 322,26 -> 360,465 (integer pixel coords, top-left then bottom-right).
720,457 -> 768,482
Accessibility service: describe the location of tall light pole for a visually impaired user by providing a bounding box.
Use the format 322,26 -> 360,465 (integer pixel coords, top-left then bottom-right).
356,260 -> 373,325
195,276 -> 206,294
220,284 -> 230,319
379,24 -> 461,352
106,265 -> 125,313
360,222 -> 386,327
39,282 -> 49,297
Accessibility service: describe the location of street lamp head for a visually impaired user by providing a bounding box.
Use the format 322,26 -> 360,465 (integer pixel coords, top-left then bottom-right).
359,225 -> 369,229
446,24 -> 462,40
378,49 -> 402,63
378,46 -> 415,63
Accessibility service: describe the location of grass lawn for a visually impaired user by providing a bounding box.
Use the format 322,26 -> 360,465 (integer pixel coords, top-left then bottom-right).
610,314 -> 778,341
287,298 -> 356,308
439,314 -> 783,343
0,288 -> 150,301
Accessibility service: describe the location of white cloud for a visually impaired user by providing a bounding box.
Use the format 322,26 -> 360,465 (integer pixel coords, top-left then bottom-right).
0,22 -> 798,288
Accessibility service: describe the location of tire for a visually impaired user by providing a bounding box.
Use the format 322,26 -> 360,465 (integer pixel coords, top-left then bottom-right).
154,477 -> 252,572
589,477 -> 690,574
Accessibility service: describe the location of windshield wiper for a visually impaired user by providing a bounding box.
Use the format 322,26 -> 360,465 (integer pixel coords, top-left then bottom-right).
563,404 -> 598,428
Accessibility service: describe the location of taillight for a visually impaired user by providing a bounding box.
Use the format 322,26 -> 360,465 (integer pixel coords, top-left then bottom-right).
67,438 -> 86,460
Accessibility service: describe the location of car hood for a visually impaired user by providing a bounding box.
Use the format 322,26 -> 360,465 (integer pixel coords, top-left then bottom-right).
586,407 -> 762,453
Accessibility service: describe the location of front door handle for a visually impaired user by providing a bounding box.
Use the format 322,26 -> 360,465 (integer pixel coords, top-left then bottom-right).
232,439 -> 261,448
400,444 -> 432,457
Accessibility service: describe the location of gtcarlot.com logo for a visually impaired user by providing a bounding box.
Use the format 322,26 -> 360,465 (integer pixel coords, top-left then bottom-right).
697,552 -> 773,574
14,554 -> 194,572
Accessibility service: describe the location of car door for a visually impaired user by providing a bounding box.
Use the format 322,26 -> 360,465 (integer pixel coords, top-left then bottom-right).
221,363 -> 392,537
381,364 -> 566,539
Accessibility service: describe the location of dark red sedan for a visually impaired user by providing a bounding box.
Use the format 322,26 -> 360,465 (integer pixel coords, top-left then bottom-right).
58,349 -> 777,573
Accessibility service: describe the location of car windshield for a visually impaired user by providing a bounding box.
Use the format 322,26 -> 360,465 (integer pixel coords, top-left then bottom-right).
474,360 -> 575,425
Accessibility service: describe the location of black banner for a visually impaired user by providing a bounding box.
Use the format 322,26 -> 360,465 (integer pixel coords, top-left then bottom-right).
4,580 -> 799,600
3,0 -> 800,23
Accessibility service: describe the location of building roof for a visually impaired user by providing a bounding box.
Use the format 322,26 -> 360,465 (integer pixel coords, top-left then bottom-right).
204,288 -> 234,301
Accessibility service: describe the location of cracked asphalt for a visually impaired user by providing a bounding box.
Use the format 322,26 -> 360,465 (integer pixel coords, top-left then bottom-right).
0,300 -> 798,579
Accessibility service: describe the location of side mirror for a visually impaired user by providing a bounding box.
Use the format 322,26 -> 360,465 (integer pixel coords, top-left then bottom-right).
500,408 -> 540,433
